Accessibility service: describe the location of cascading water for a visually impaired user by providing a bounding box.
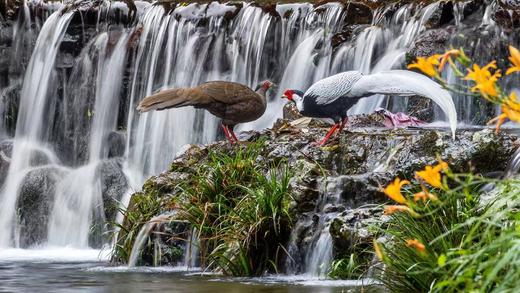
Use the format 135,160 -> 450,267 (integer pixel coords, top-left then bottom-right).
47,31 -> 131,247
0,0 -> 518,272
0,9 -> 75,248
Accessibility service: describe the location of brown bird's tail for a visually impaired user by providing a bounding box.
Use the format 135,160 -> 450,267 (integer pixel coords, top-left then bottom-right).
137,88 -> 197,112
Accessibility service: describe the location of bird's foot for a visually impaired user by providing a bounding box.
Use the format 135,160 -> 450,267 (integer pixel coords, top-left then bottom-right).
311,123 -> 340,147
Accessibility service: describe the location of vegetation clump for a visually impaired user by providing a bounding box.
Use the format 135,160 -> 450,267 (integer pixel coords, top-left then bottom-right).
376,160 -> 520,292
113,139 -> 294,276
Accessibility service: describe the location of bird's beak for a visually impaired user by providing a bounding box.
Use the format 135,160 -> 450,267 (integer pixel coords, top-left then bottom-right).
281,94 -> 287,99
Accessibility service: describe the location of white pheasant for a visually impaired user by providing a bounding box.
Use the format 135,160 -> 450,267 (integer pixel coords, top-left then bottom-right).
282,70 -> 458,145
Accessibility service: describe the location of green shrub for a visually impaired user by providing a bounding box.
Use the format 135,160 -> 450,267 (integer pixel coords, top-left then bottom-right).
175,140 -> 293,276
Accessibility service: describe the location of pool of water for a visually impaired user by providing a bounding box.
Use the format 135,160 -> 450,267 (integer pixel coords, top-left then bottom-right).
0,249 -> 382,293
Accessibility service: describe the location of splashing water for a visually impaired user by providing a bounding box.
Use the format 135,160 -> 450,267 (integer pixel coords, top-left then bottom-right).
128,214 -> 172,267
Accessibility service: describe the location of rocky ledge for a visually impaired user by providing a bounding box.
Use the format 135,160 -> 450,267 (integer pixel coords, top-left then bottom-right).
119,112 -> 517,275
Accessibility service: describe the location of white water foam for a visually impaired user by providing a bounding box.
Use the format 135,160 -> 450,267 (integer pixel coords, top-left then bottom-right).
0,247 -> 109,263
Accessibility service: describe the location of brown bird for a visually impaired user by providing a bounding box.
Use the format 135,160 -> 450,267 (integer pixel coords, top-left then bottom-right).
137,80 -> 274,143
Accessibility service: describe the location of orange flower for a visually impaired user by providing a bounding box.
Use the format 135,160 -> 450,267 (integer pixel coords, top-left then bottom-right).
384,205 -> 419,216
406,239 -> 426,253
383,178 -> 410,204
490,92 -> 520,133
471,75 -> 500,98
407,54 -> 442,77
438,49 -> 460,72
415,162 -> 447,189
437,160 -> 449,171
413,191 -> 438,202
506,45 -> 520,75
464,61 -> 501,99
465,61 -> 498,83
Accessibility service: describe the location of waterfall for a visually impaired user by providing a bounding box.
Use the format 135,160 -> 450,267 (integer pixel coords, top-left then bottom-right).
0,0 -> 517,259
0,10 -> 75,248
47,31 -> 131,247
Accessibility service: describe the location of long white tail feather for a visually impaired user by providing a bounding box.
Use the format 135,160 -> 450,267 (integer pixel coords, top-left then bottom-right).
351,70 -> 458,138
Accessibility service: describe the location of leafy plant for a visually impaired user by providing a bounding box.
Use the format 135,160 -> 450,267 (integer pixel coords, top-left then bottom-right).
111,188 -> 164,264
174,140 -> 294,276
328,253 -> 365,280
375,158 -> 520,292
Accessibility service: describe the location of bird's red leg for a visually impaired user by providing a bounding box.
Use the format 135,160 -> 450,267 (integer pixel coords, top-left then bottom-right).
221,123 -> 235,144
318,123 -> 340,146
337,117 -> 349,135
228,127 -> 239,143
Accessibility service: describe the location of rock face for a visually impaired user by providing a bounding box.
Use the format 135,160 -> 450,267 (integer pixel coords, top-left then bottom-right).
16,166 -> 65,247
124,113 -> 517,271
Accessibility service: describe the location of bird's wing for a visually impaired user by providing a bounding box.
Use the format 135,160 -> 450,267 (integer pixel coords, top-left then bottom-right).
199,81 -> 254,105
137,81 -> 254,112
350,70 -> 458,138
136,87 -> 206,112
306,71 -> 363,105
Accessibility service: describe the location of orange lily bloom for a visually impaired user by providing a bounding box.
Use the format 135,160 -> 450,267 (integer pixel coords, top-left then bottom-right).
464,61 -> 502,98
470,74 -> 501,98
384,205 -> 419,216
465,61 -> 498,83
506,45 -> 520,75
465,61 -> 501,98
407,54 -> 442,77
413,191 -> 438,202
406,239 -> 426,253
490,92 -> 520,133
383,178 -> 410,204
415,162 -> 447,189
438,49 -> 460,72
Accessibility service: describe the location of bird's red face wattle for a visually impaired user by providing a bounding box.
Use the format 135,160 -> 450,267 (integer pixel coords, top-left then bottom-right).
283,90 -> 294,101
262,81 -> 272,90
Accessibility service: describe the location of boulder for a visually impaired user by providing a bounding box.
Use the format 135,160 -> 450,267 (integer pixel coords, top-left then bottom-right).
16,166 -> 65,247
329,206 -> 383,258
98,159 -> 128,223
107,131 -> 126,158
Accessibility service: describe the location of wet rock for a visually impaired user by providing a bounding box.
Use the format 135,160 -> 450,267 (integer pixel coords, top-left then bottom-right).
1,0 -> 23,21
0,140 -> 12,186
282,102 -> 303,121
343,2 -> 373,25
88,159 -> 128,247
324,173 -> 392,207
98,159 -> 128,222
290,160 -> 322,212
424,1 -> 455,28
332,24 -> 365,49
403,96 -> 434,122
107,131 -> 126,158
493,6 -> 520,30
329,206 -> 383,260
407,27 -> 451,60
499,0 -> 520,10
17,166 -> 65,248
